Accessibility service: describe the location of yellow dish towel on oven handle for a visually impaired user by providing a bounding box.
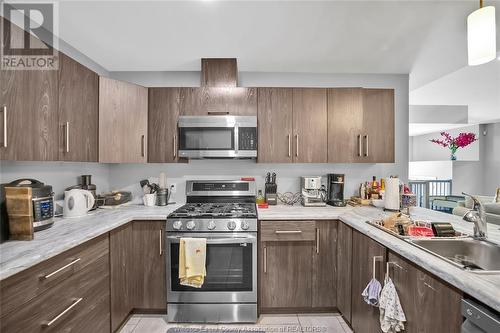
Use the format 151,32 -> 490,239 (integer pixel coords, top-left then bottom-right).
179,238 -> 207,288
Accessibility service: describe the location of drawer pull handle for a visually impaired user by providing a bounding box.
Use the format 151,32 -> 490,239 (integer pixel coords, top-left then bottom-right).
275,230 -> 302,234
43,297 -> 83,327
263,246 -> 267,273
316,228 -> 320,254
159,229 -> 163,256
423,282 -> 436,292
2,105 -> 7,148
65,121 -> 70,153
41,258 -> 81,280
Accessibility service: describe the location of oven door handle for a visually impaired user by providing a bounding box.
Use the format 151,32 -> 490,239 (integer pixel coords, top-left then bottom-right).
166,236 -> 256,245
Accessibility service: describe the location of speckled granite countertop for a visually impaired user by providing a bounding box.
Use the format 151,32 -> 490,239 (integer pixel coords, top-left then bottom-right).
0,204 -> 183,281
260,204 -> 500,312
1,203 -> 499,312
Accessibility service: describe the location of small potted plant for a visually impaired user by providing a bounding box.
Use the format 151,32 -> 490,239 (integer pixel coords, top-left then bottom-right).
430,132 -> 478,160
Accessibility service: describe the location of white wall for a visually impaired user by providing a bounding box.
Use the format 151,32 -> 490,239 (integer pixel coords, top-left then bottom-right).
1,72 -> 409,202
0,162 -> 111,200
410,125 -> 480,161
408,161 -> 452,180
451,123 -> 500,196
480,122 -> 500,195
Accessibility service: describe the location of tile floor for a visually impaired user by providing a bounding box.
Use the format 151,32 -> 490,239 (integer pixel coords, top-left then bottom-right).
119,313 -> 353,333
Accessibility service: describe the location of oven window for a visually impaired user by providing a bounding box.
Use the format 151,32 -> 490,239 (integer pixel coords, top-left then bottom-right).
179,128 -> 234,150
170,243 -> 253,292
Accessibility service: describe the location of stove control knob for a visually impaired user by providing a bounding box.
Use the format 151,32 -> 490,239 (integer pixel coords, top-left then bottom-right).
227,221 -> 237,230
241,221 -> 250,230
207,221 -> 216,230
172,221 -> 182,230
186,221 -> 196,230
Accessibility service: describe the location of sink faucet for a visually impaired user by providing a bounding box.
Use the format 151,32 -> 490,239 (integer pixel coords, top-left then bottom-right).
462,193 -> 487,240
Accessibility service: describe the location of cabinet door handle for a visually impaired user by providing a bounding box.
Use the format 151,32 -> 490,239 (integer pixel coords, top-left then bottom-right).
173,134 -> 177,158
295,134 -> 299,157
423,281 -> 436,292
41,258 -> 81,280
141,135 -> 145,157
358,135 -> 362,157
43,297 -> 83,327
263,246 -> 267,273
275,230 -> 302,234
207,111 -> 229,115
2,105 -> 7,148
316,228 -> 320,254
364,135 -> 369,157
287,134 -> 291,157
159,229 -> 163,256
65,121 -> 70,153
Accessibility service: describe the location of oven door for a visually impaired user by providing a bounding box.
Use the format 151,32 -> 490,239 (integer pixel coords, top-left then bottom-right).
177,116 -> 257,159
166,232 -> 257,303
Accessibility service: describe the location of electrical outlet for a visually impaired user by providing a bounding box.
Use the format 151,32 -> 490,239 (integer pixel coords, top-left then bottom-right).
170,183 -> 177,193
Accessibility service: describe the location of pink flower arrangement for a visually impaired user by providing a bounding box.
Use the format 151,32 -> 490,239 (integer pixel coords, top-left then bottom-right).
430,132 -> 478,160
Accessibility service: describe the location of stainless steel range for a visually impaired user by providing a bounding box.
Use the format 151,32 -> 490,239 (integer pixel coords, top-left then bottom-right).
166,180 -> 257,323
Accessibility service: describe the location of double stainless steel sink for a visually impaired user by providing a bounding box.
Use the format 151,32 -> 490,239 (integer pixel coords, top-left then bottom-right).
409,238 -> 500,274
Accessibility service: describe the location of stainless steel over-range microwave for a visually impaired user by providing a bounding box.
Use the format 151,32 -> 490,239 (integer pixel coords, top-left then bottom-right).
177,115 -> 257,159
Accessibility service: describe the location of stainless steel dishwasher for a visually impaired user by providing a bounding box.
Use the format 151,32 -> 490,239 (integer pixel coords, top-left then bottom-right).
462,299 -> 500,333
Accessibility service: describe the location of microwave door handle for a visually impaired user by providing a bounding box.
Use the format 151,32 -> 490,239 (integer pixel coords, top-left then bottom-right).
234,125 -> 239,154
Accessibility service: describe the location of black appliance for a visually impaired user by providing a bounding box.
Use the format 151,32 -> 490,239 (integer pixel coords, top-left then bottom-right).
327,174 -> 346,207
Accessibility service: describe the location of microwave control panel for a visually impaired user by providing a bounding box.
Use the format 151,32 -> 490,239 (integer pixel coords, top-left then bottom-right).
238,127 -> 257,150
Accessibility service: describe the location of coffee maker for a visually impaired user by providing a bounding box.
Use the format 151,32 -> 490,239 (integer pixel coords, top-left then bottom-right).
301,176 -> 327,207
327,174 -> 346,207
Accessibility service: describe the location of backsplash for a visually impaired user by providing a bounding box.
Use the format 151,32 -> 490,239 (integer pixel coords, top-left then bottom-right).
0,161 -> 111,200
109,160 -> 408,204
1,160 -> 407,204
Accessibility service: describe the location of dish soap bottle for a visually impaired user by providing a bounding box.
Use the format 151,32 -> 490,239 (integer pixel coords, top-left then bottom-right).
256,190 -> 266,204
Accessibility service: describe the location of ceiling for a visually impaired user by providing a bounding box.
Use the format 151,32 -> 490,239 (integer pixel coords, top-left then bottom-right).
50,0 -> 499,89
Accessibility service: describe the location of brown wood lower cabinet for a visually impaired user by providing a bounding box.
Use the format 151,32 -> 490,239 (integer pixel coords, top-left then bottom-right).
388,251 -> 463,333
351,229 -> 387,333
110,223 -> 135,332
110,220 -> 166,332
337,221 -> 353,323
132,220 -> 167,311
0,236 -> 110,333
259,220 -> 337,312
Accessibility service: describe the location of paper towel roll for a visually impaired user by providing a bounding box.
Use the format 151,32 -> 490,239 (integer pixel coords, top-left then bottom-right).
384,178 -> 400,211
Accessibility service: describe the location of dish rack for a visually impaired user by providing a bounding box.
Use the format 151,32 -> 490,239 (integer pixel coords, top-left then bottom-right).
366,219 -> 469,240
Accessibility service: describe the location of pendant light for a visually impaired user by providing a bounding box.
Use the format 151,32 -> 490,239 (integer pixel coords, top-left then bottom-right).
467,0 -> 497,66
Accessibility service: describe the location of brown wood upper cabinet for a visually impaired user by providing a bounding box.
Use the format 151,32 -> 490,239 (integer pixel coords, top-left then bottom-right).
362,88 -> 395,163
257,88 -> 327,163
259,220 -> 337,312
201,58 -> 237,87
327,88 -> 364,163
99,77 -> 148,163
58,53 -> 99,161
148,88 -> 181,163
327,88 -> 395,163
292,88 -> 328,163
179,87 -> 257,116
257,88 -> 293,163
0,18 -> 58,161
